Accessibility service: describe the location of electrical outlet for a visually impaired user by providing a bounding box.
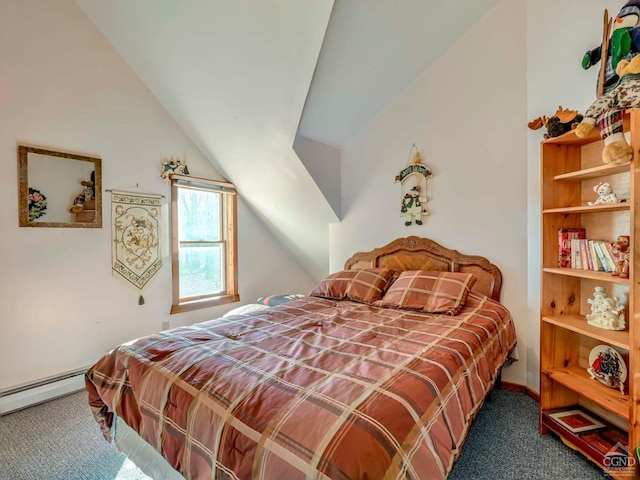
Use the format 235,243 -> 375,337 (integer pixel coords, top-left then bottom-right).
161,321 -> 170,331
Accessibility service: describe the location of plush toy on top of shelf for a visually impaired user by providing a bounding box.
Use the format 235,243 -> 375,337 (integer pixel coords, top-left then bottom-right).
528,106 -> 583,139
582,1 -> 640,96
575,54 -> 640,165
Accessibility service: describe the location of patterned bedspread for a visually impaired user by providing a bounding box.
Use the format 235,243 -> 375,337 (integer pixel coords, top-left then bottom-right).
86,293 -> 517,480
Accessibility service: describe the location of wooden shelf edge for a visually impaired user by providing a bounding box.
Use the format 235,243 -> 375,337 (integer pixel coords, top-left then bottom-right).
542,267 -> 630,284
543,111 -> 632,145
541,315 -> 629,350
554,163 -> 630,181
544,367 -> 629,420
543,203 -> 630,214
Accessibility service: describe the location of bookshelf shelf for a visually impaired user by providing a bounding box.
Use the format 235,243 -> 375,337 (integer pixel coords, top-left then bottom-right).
544,366 -> 629,420
541,315 -> 629,349
542,203 -> 630,214
542,267 -> 629,284
554,163 -> 630,182
539,109 -> 638,475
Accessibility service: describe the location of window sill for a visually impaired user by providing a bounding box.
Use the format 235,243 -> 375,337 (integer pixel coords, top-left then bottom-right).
170,294 -> 240,315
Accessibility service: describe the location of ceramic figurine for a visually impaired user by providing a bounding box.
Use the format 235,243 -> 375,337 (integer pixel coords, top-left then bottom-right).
586,286 -> 626,331
587,182 -> 619,206
611,235 -> 630,278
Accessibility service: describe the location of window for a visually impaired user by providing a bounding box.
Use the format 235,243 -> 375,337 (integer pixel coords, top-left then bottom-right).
170,174 -> 238,313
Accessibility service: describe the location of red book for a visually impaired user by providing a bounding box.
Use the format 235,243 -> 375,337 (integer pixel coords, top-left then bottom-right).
558,228 -> 586,268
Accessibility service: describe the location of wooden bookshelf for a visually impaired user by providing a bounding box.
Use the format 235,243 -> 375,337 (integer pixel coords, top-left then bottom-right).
539,110 -> 639,477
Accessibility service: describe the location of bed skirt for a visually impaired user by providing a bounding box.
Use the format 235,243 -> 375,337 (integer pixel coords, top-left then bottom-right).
114,415 -> 185,480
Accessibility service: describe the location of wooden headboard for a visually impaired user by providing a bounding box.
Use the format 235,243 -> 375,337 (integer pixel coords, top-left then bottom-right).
344,236 -> 503,301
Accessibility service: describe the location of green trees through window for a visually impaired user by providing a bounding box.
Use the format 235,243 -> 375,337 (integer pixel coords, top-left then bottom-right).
170,175 -> 238,313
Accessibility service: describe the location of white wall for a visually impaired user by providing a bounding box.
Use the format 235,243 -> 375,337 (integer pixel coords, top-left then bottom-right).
0,0 -> 316,390
332,0 -> 529,386
76,0 -> 338,282
293,134 -> 341,218
526,0 -> 624,392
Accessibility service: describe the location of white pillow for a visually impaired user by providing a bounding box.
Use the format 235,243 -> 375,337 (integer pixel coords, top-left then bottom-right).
223,303 -> 270,317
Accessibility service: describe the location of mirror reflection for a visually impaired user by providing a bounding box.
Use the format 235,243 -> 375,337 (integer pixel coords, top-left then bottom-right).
18,145 -> 102,228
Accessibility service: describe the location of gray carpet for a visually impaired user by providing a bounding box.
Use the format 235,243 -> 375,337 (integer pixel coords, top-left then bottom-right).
0,388 -> 605,479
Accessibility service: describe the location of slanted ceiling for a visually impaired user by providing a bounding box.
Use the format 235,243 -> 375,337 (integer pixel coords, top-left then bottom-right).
76,0 -> 501,279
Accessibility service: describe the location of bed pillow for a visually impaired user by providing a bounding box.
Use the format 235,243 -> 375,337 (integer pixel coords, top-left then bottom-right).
309,268 -> 397,304
256,294 -> 305,306
223,303 -> 270,317
376,270 -> 477,314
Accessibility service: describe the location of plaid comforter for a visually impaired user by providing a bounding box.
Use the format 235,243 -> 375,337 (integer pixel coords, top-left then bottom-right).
86,293 -> 517,480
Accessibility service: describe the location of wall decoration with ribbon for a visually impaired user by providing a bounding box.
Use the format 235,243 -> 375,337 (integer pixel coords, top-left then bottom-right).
394,144 -> 433,226
107,186 -> 164,305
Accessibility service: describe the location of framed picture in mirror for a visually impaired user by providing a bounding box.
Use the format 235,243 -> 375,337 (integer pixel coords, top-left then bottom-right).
17,145 -> 102,228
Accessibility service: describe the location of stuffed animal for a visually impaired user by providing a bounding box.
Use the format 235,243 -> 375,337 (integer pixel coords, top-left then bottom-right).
400,185 -> 428,226
69,171 -> 95,213
528,106 -> 583,138
574,54 -> 640,165
588,182 -> 619,205
611,235 -> 630,278
582,1 -> 640,95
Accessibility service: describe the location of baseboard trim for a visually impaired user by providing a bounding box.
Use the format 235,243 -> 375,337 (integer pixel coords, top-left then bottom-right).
0,367 -> 89,416
501,381 -> 540,402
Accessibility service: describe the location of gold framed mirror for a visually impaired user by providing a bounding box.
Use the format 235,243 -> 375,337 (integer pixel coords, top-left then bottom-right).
18,145 -> 102,228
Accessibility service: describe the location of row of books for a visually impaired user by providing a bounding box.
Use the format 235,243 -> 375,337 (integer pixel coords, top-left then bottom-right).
558,228 -> 618,272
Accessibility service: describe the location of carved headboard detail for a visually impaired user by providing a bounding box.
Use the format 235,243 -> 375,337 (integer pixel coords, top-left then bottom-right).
343,236 -> 503,301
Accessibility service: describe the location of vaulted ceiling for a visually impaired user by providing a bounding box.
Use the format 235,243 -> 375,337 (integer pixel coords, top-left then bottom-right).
75,0 -> 501,279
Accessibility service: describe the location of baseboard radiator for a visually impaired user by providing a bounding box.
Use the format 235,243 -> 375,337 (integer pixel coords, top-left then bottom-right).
0,366 -> 89,416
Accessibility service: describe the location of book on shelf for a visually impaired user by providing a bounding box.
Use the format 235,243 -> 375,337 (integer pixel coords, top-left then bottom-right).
556,229 -> 621,273
592,241 -> 612,272
588,240 -> 604,271
571,238 -> 583,269
581,239 -> 593,270
558,228 -> 585,268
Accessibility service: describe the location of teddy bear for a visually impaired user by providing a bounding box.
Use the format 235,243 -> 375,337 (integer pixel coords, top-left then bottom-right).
574,53 -> 640,165
400,185 -> 428,226
69,171 -> 95,213
611,235 -> 630,278
587,182 -> 619,206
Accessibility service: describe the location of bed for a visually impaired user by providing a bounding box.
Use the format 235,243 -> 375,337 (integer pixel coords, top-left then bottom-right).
86,236 -> 517,480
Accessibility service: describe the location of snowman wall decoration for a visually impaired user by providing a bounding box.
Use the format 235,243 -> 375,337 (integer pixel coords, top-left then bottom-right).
395,145 -> 432,226
401,186 -> 426,225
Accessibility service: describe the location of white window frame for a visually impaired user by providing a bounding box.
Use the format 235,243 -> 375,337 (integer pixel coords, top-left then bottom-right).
170,174 -> 238,314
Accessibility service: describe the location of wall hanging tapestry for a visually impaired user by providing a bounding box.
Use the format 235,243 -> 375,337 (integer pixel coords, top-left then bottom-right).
110,190 -> 163,304
395,144 -> 433,226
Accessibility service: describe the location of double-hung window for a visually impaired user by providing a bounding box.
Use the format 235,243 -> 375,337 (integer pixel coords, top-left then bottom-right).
170,174 -> 238,313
